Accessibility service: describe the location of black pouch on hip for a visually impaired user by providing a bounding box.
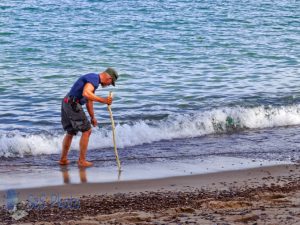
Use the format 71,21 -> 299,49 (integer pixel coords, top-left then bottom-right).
71,102 -> 80,112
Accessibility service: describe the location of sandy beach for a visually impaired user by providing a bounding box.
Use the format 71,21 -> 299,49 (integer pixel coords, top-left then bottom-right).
0,163 -> 299,224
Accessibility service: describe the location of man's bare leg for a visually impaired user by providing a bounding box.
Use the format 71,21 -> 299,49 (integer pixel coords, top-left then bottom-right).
78,128 -> 93,167
59,133 -> 74,165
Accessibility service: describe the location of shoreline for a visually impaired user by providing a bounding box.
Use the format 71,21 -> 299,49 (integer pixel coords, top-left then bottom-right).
0,156 -> 290,190
0,163 -> 297,203
1,163 -> 300,224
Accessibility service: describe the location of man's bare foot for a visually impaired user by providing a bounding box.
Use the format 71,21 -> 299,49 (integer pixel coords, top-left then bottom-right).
59,159 -> 70,165
77,160 -> 93,167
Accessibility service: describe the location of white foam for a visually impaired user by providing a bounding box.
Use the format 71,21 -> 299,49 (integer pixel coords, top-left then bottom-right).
1,104 -> 300,157
0,133 -> 62,157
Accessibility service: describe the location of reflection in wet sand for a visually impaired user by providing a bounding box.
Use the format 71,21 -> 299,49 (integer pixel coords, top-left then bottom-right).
59,166 -> 122,184
60,166 -> 70,184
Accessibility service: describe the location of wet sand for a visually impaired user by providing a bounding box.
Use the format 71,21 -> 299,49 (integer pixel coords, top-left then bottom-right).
0,163 -> 300,224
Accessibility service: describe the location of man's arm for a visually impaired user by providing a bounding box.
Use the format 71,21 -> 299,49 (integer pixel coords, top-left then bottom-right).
86,99 -> 98,127
86,99 -> 95,119
82,83 -> 112,104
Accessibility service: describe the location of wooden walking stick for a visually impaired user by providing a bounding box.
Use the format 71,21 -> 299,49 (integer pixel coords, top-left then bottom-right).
107,91 -> 121,171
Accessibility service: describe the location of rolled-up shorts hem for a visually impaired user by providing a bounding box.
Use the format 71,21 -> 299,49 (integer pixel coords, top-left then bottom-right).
66,127 -> 91,136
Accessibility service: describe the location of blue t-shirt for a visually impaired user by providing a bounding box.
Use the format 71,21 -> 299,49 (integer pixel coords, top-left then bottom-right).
68,73 -> 100,105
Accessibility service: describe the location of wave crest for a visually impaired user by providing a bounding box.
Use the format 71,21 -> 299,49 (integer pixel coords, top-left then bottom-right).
1,105 -> 300,157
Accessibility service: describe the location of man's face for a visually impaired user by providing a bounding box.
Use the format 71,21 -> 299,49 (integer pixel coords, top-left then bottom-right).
101,74 -> 112,87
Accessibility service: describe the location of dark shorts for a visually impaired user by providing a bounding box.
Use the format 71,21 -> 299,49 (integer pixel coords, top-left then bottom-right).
61,99 -> 91,135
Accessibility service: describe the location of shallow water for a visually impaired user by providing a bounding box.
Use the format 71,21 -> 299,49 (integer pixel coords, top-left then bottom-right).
0,157 -> 292,190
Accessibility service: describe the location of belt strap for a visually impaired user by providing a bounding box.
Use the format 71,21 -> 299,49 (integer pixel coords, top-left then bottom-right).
64,96 -> 80,104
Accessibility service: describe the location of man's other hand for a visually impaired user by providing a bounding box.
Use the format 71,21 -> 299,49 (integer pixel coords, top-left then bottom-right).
91,117 -> 98,127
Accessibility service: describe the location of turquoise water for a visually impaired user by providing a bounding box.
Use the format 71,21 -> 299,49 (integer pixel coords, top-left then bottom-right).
0,0 -> 300,159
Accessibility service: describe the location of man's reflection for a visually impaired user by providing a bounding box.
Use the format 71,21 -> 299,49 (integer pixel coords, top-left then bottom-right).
60,166 -> 71,184
59,166 -> 87,183
59,165 -> 122,184
78,167 -> 87,183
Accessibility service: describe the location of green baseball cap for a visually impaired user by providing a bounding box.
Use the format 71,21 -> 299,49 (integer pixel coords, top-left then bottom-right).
105,67 -> 118,86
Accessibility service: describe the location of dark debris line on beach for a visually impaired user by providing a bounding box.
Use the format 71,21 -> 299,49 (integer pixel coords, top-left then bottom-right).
0,179 -> 300,224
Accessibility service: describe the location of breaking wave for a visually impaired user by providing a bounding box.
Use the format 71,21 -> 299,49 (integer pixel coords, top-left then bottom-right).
1,104 -> 300,157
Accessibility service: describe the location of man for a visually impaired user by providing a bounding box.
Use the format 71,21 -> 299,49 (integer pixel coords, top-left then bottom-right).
59,67 -> 118,167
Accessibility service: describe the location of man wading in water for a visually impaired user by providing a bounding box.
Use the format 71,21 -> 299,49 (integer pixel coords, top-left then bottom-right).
59,68 -> 118,167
